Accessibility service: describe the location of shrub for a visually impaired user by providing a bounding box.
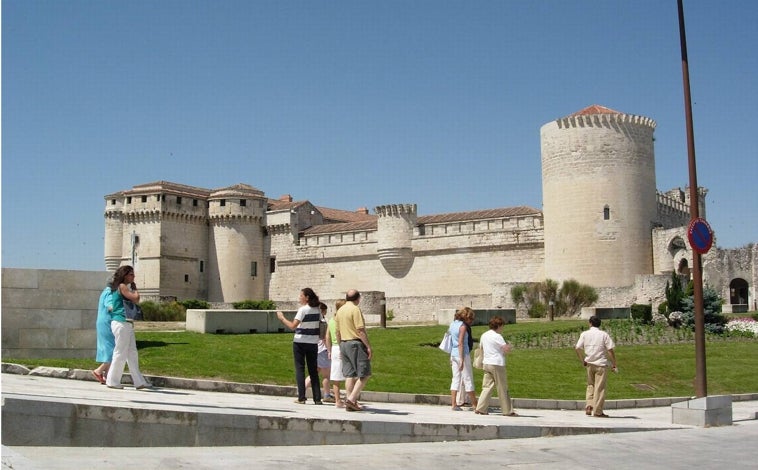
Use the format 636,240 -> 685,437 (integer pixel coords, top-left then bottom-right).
528,302 -> 547,318
139,300 -> 186,321
511,279 -> 597,319
556,279 -> 598,317
679,284 -> 727,333
631,304 -> 653,324
180,299 -> 210,310
232,299 -> 277,310
657,301 -> 668,315
385,309 -> 395,321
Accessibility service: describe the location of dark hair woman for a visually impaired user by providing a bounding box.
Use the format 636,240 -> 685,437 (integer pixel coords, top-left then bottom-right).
105,265 -> 152,390
276,287 -> 324,404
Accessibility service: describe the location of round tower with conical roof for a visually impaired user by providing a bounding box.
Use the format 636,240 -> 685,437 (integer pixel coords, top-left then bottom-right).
541,105 -> 658,288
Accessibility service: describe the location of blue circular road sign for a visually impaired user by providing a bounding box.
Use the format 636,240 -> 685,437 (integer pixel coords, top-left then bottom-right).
687,218 -> 713,254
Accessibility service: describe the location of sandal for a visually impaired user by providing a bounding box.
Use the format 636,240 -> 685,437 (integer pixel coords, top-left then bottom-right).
585,405 -> 593,416
91,370 -> 106,384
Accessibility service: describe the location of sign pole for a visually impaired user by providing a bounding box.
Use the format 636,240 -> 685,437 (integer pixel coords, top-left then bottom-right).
677,0 -> 707,398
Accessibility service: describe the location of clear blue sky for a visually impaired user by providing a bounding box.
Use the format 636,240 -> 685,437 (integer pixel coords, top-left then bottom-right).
2,0 -> 756,271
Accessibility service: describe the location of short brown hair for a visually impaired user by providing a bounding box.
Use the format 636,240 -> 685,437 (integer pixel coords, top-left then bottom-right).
488,316 -> 505,330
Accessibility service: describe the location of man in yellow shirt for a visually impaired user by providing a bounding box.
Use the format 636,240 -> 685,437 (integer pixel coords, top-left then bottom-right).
335,289 -> 372,412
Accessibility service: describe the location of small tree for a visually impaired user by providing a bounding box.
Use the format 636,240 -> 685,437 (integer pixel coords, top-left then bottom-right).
680,284 -> 727,334
664,271 -> 685,314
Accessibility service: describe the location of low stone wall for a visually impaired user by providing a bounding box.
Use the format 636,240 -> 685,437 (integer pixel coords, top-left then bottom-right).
1,268 -> 109,359
580,307 -> 631,320
437,309 -> 516,326
186,309 -> 294,334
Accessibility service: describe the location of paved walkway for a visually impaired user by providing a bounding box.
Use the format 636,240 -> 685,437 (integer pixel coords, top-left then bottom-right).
2,371 -> 757,469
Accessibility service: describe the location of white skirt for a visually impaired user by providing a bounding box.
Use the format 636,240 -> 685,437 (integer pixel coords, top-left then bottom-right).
329,344 -> 346,381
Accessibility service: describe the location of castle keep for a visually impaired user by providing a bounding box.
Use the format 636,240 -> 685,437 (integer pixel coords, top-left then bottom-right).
104,105 -> 756,320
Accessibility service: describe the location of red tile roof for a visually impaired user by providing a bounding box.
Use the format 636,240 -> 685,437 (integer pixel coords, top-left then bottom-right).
418,206 -> 541,224
302,206 -> 541,235
570,104 -> 622,116
316,206 -> 377,223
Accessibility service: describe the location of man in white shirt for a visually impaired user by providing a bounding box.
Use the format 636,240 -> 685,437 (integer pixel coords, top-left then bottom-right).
575,316 -> 617,417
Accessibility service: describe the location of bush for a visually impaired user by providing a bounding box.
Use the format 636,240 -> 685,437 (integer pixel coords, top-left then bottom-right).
631,304 -> 653,324
180,299 -> 210,310
232,299 -> 277,310
679,285 -> 727,333
511,279 -> 597,319
528,302 -> 547,318
139,300 -> 186,321
657,301 -> 668,315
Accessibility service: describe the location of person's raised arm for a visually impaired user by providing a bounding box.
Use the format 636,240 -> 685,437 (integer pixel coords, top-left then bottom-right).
276,311 -> 300,331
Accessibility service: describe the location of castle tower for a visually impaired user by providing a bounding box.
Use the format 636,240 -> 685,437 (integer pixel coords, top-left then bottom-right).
103,193 -> 125,271
375,204 -> 417,277
541,105 -> 658,288
207,184 -> 267,302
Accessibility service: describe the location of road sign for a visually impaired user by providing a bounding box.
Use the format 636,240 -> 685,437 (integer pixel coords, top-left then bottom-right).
688,218 -> 713,254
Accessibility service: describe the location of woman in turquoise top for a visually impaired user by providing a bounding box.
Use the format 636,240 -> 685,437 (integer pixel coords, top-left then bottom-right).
91,280 -> 115,384
105,265 -> 152,390
448,307 -> 478,410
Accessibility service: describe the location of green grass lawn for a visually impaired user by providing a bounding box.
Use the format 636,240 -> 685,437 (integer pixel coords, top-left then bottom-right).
5,320 -> 757,400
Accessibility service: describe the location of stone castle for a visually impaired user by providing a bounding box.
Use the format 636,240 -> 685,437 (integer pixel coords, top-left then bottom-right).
104,105 -> 756,321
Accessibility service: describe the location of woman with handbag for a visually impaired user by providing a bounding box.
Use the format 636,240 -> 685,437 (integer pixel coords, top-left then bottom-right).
448,307 -> 477,411
475,316 -> 516,416
105,265 -> 152,390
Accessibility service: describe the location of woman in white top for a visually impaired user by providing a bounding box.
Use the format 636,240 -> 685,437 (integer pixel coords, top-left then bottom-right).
475,316 -> 517,416
277,287 -> 323,404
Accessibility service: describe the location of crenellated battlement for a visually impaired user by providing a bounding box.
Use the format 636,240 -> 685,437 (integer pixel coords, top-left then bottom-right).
657,190 -> 690,215
375,204 -> 418,217
555,112 -> 656,130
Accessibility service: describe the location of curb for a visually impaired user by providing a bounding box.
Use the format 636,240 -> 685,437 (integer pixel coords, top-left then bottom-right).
4,363 -> 758,410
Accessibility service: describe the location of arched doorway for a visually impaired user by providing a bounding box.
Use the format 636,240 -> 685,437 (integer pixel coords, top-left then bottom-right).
729,278 -> 749,313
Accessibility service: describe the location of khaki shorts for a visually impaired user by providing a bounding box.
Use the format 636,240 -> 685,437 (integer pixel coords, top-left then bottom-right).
340,340 -> 371,378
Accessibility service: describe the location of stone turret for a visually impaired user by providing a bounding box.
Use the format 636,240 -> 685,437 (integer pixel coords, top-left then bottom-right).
103,193 -> 125,271
207,184 -> 267,302
541,105 -> 658,288
375,204 -> 417,277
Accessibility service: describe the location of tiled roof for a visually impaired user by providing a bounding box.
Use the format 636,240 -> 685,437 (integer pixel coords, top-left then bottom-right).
570,104 -> 622,116
123,181 -> 212,197
267,199 -> 308,211
210,183 -> 264,198
316,206 -> 377,223
418,206 -> 541,224
301,206 -> 541,235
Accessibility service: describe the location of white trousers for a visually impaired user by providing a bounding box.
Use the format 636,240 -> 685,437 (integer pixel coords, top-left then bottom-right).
450,355 -> 475,393
106,321 -> 149,388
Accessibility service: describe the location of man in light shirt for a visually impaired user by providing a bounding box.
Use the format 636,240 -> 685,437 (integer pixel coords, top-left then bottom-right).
575,316 -> 617,417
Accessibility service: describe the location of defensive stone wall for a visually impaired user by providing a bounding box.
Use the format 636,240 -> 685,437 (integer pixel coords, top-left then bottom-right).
2,268 -> 109,359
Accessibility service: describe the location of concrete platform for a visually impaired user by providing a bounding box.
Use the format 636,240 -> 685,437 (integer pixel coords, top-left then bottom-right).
2,371 -> 758,469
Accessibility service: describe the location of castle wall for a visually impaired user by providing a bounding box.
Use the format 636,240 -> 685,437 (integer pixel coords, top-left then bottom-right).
268,216 -> 545,322
542,113 -> 658,288
704,243 -> 757,310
